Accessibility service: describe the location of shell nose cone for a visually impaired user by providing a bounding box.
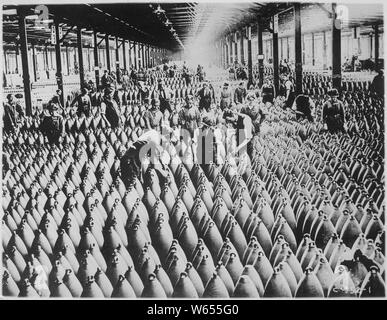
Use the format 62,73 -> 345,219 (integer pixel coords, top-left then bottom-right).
263,267 -> 292,298
141,273 -> 167,298
233,275 -> 260,298
295,268 -> 324,298
203,273 -> 229,298
172,272 -> 199,298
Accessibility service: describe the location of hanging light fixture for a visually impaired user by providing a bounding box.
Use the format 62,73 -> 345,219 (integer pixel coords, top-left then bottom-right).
154,5 -> 165,15
152,4 -> 183,50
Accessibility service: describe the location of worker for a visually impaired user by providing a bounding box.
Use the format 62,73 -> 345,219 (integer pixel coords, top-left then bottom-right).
234,82 -> 247,104
241,93 -> 265,134
197,64 -> 206,82
198,103 -> 224,166
220,82 -> 233,110
283,74 -> 296,109
371,69 -> 384,98
49,89 -> 64,113
144,98 -> 163,131
3,94 -> 24,134
292,93 -> 315,122
261,78 -> 276,105
120,129 -> 169,188
183,68 -> 193,86
130,67 -> 138,83
71,87 -> 92,117
240,93 -> 265,157
137,81 -> 150,104
49,95 -> 64,116
196,81 -> 214,111
322,89 -> 346,133
178,94 -> 201,138
39,102 -> 64,145
137,68 -> 146,82
100,86 -> 121,129
158,80 -> 173,114
101,70 -> 113,89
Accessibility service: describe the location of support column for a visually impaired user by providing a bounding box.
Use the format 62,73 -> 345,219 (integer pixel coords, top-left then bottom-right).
122,40 -> 127,70
226,38 -> 230,67
115,37 -> 120,75
323,30 -> 327,69
240,30 -> 245,65
247,26 -> 253,87
31,44 -> 37,82
332,3 -> 342,90
18,9 -> 32,115
311,33 -> 315,66
138,43 -> 142,68
257,23 -> 264,88
147,45 -> 152,68
221,40 -> 224,68
44,44 -> 49,71
145,44 -> 148,68
128,41 -> 132,69
144,45 -> 147,68
136,43 -> 143,69
287,37 -> 290,60
54,18 -> 64,107
294,3 -> 303,95
15,49 -> 19,73
224,38 -> 228,67
65,45 -> 70,75
87,48 -> 91,72
234,32 -> 238,64
105,34 -> 111,72
77,28 -> 85,88
115,37 -> 120,66
50,48 -> 54,69
272,17 -> 279,95
374,24 -> 379,68
4,51 -> 8,74
134,42 -> 138,69
224,39 -> 228,68
93,31 -> 100,88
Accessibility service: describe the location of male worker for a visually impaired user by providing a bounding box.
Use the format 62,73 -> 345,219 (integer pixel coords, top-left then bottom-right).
371,69 -> 384,98
196,81 -> 214,112
234,82 -> 247,104
3,94 -> 24,134
322,89 -> 346,133
158,80 -> 173,114
71,87 -> 92,117
100,86 -> 121,129
39,102 -> 64,145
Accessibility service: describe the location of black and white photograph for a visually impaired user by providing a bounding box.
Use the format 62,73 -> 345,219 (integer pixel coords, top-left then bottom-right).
1,0 -> 385,300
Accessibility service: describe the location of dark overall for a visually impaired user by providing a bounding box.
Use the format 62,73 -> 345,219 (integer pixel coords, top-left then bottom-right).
40,115 -> 63,145
261,85 -> 274,104
323,100 -> 345,133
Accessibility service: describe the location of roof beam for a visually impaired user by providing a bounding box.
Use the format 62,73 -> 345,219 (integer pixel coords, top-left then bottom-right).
59,25 -> 76,43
